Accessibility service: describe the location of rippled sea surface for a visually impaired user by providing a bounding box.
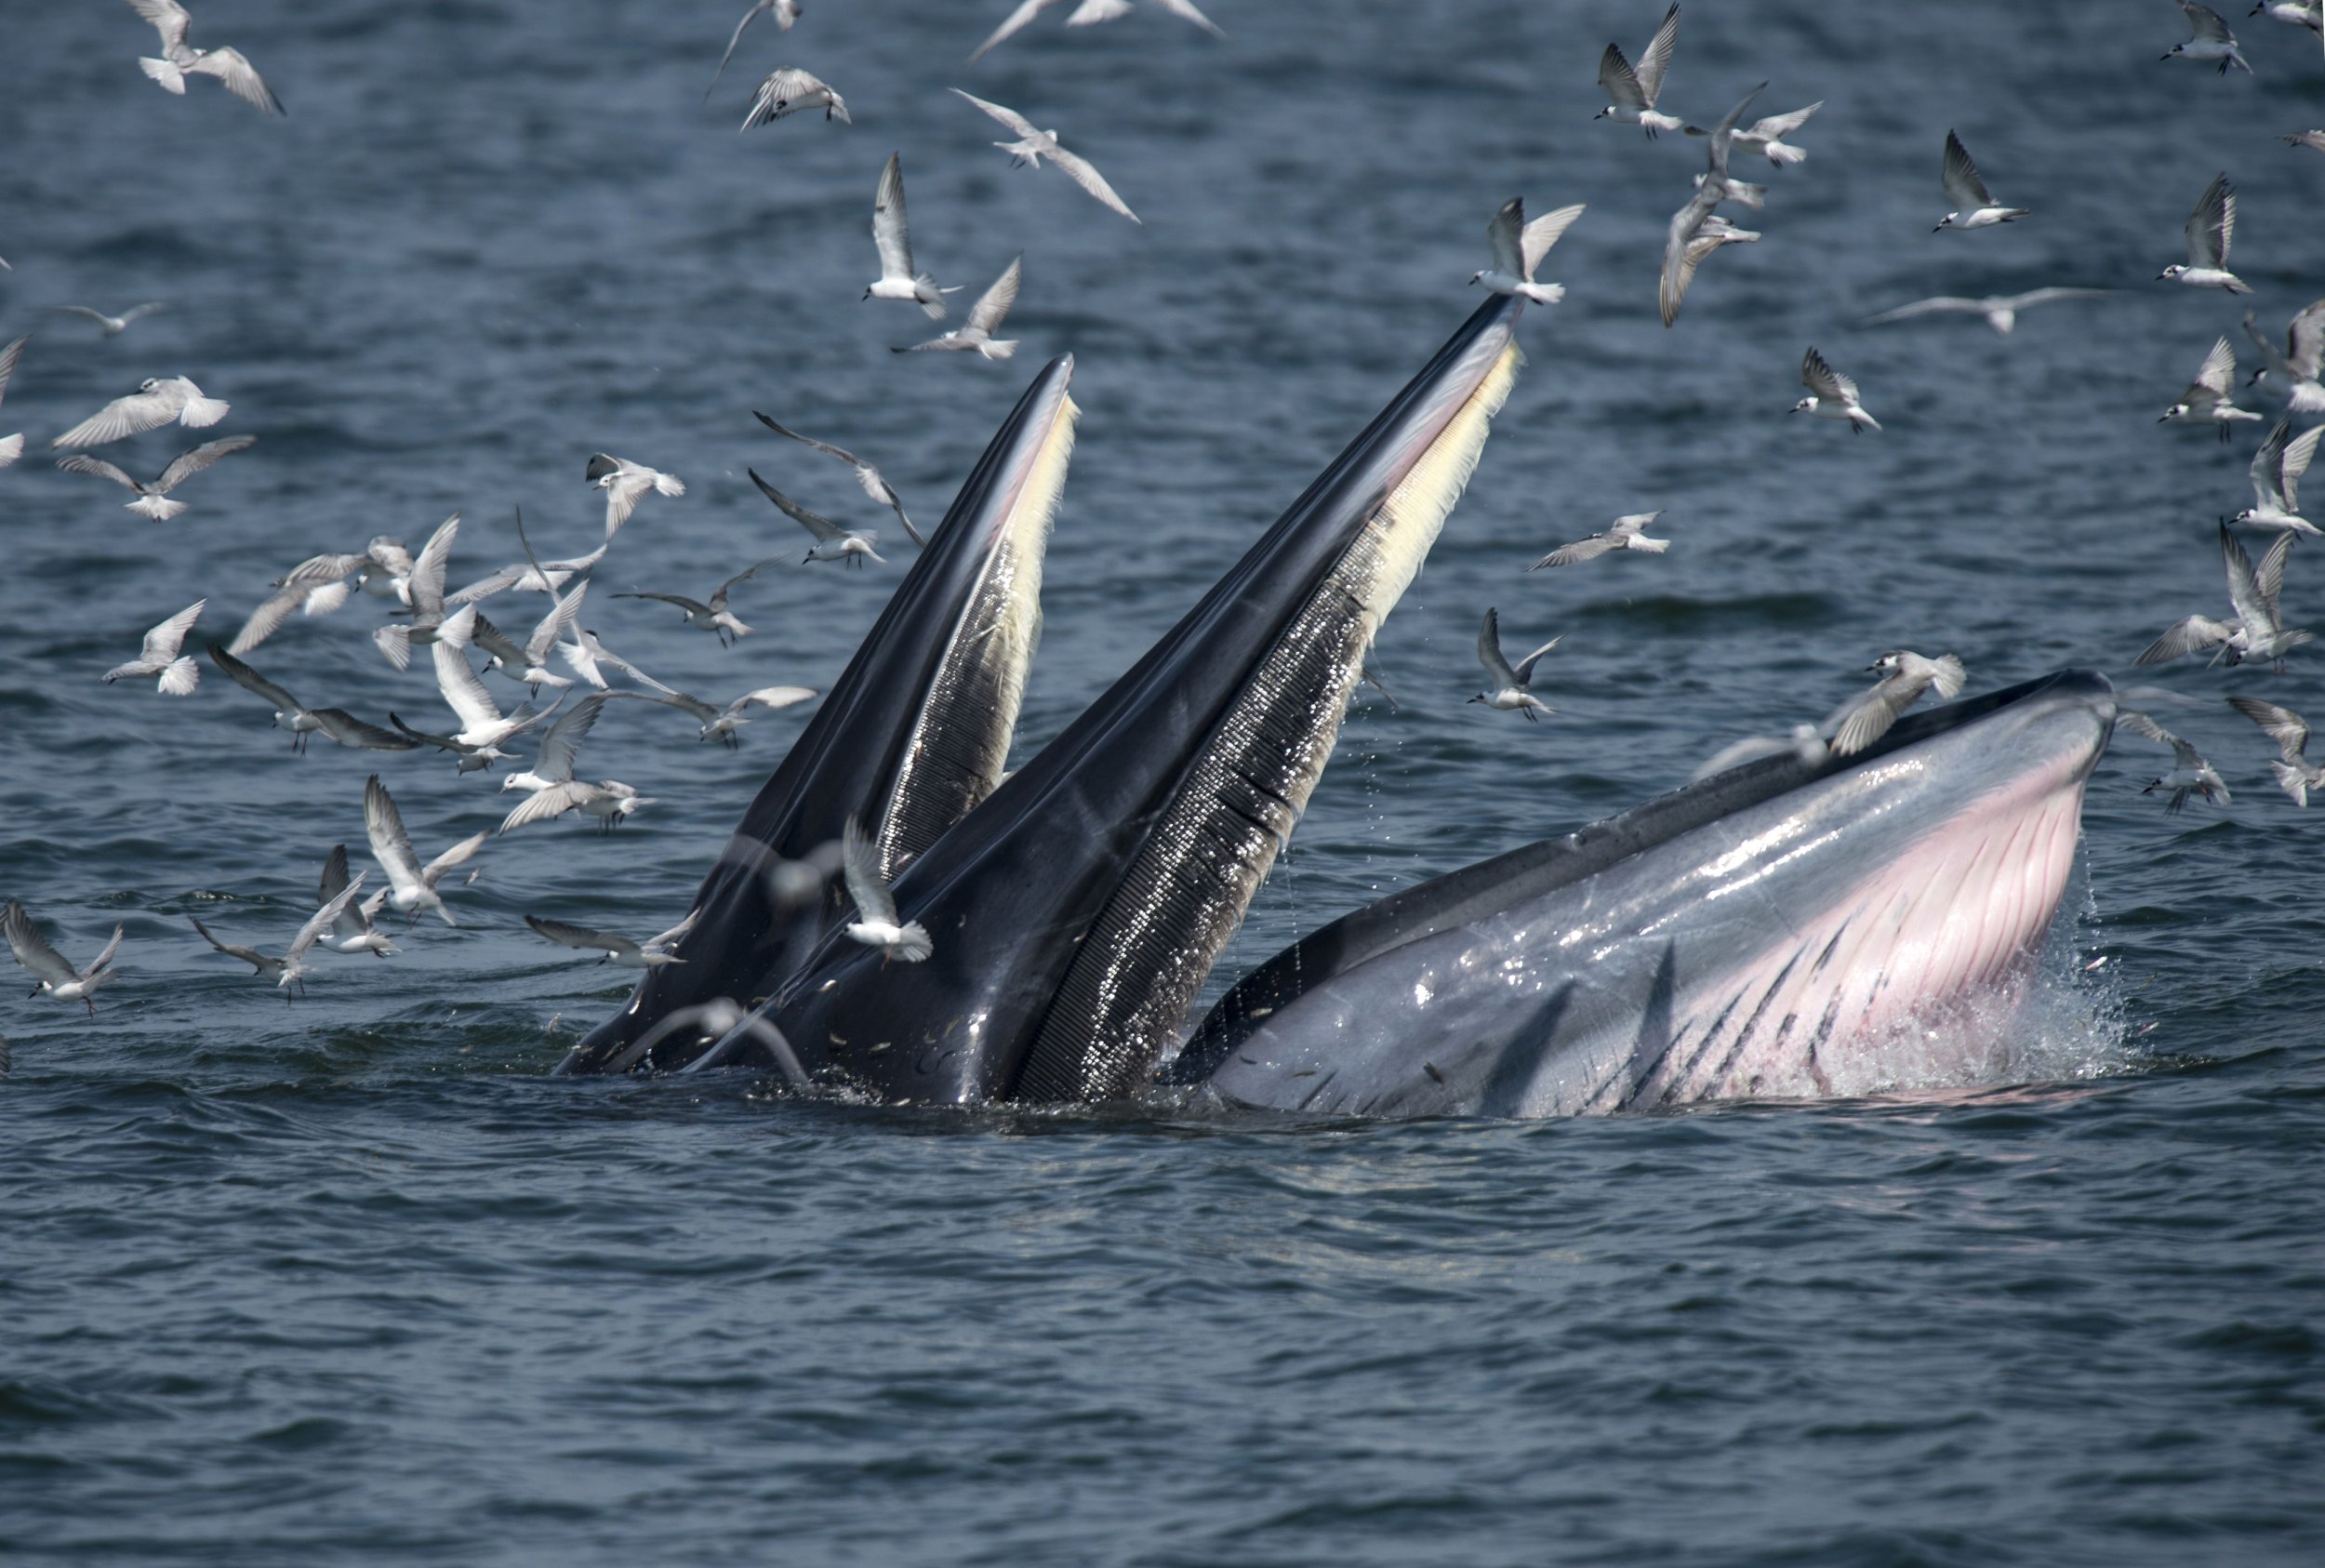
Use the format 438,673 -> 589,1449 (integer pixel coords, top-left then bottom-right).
5,2 -> 2324,1561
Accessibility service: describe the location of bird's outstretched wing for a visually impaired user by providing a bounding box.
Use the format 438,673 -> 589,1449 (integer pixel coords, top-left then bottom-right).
966,256 -> 1023,335
526,914 -> 641,959
154,433 -> 256,493
1475,607 -> 1517,687
2186,173 -> 2235,269
1941,130 -> 1993,210
842,816 -> 899,925
749,469 -> 845,542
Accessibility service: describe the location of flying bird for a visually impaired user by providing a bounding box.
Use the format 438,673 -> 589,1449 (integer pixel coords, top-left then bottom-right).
2240,299 -> 2325,413
841,817 -> 932,963
1659,82 -> 1765,327
2251,1 -> 2321,34
584,452 -> 684,538
753,413 -> 923,545
2234,419 -> 2323,535
126,0 -> 285,114
2228,695 -> 2325,805
209,644 -> 417,754
2159,336 -> 2263,440
1529,512 -> 1670,569
1469,607 -> 1560,721
4,902 -> 125,1016
1470,197 -> 1586,305
740,67 -> 850,127
105,599 -> 206,694
526,910 -> 698,968
707,0 -> 802,96
952,91 -> 1139,222
497,695 -> 653,834
227,552 -> 366,656
1790,348 -> 1880,432
894,255 -> 1023,359
968,0 -> 1221,63
51,376 -> 228,447
501,778 -> 654,833
56,433 -> 256,519
2162,0 -> 2254,71
865,153 -> 957,321
365,775 -> 487,926
2118,711 -> 2231,814
2286,130 -> 2325,153
0,335 -> 23,468
1595,4 -> 1683,137
2138,524 -> 2312,671
470,581 -> 586,695
190,873 -> 367,996
446,510 -> 604,605
1685,101 -> 1821,166
2159,174 -> 2249,292
48,302 -> 166,337
1935,130 -> 2028,230
750,470 -> 884,564
614,559 -> 777,644
1864,287 -> 2112,337
1825,652 -> 1966,756
609,676 -> 817,748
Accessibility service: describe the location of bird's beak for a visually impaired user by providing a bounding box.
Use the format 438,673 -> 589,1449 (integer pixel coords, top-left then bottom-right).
1591,108 -> 1605,120
2158,413 -> 2172,423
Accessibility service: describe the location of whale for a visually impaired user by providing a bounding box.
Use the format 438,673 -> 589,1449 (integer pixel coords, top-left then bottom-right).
564,296 -> 2114,1116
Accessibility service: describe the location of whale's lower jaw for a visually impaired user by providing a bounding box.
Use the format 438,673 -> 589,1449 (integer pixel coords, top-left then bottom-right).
1192,671 -> 2114,1119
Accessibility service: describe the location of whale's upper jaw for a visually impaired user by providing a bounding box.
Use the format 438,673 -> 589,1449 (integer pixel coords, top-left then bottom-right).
1186,670 -> 2117,1118
758,297 -> 1528,1104
553,357 -> 1080,1077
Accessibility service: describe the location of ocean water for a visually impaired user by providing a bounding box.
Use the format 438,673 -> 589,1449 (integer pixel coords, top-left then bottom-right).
3,1 -> 2323,1561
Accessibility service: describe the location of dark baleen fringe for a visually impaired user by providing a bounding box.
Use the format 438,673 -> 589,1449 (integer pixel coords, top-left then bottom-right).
877,403 -> 1072,878
1012,346 -> 1521,1101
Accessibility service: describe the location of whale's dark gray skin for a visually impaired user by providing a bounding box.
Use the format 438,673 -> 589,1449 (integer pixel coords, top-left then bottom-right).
554,357 -> 1080,1075
1182,671 -> 2117,1117
697,297 -> 1528,1101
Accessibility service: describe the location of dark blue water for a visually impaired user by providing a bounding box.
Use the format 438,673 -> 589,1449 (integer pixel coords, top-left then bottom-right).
4,2 -> 2324,1561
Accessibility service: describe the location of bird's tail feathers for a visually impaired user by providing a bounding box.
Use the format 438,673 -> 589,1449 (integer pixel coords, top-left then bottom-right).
981,339 -> 1020,360
2273,762 -> 2311,807
178,395 -> 230,429
130,496 -> 187,521
140,57 -> 187,93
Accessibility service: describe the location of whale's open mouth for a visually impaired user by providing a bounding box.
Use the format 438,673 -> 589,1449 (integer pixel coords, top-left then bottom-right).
567,296 -> 2117,1122
751,299 -> 1526,1104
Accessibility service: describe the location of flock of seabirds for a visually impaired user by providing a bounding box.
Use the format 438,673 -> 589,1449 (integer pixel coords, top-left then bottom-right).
0,0 -> 2322,1078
